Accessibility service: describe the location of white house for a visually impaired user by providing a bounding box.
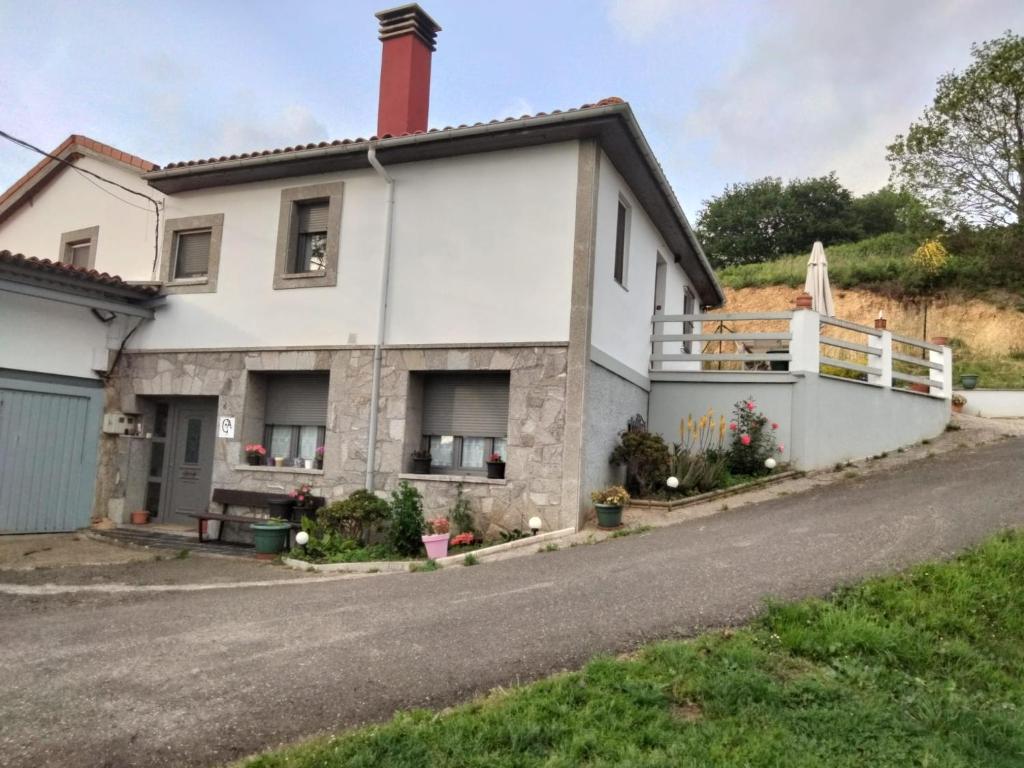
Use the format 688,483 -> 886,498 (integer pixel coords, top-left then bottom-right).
0,4 -> 723,535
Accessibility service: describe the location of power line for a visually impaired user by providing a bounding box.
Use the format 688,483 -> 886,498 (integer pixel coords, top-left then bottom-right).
0,128 -> 163,275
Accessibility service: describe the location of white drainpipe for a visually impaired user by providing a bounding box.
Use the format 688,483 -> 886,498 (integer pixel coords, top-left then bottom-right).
365,144 -> 395,490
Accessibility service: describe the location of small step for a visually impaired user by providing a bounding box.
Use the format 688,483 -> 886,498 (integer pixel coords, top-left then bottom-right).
94,528 -> 258,559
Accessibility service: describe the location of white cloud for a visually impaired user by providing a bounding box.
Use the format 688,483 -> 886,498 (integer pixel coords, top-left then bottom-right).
678,0 -> 1024,197
218,104 -> 329,154
606,0 -> 694,42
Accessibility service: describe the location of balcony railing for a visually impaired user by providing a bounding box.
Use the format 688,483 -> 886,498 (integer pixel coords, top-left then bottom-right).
650,309 -> 952,398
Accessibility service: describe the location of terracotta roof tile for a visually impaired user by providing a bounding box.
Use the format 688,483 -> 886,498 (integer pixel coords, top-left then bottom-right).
160,98 -> 626,170
0,250 -> 159,297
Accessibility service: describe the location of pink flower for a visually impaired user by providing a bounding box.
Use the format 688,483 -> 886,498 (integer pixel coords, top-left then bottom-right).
771,423 -> 778,430
740,434 -> 751,446
746,401 -> 755,411
729,422 -> 737,431
777,444 -> 784,453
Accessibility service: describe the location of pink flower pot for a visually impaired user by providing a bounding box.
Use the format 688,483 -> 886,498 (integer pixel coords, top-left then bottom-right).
421,533 -> 450,560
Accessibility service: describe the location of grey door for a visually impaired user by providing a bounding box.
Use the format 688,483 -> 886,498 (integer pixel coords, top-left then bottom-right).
0,375 -> 102,533
162,400 -> 216,525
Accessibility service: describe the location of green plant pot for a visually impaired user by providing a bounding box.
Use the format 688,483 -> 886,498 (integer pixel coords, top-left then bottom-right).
251,521 -> 291,556
595,503 -> 623,530
960,374 -> 979,390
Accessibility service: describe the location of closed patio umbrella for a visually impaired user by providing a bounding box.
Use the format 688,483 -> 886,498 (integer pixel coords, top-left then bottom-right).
804,241 -> 835,317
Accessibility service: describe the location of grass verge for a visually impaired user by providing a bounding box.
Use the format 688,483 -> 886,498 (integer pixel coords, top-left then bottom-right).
242,531 -> 1024,767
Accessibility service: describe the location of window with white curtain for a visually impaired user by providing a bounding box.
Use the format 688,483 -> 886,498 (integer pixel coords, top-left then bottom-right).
420,372 -> 510,473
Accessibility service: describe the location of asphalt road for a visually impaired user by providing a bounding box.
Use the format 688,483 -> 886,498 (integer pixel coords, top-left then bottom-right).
2,436 -> 1023,768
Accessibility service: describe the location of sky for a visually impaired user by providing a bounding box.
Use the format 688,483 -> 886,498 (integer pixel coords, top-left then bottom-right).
1,0 -> 1022,216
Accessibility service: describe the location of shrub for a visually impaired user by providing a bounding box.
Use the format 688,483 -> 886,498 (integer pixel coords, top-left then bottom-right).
388,481 -> 426,556
449,483 -> 475,535
314,489 -> 389,545
671,408 -> 730,494
727,398 -> 781,476
609,430 -> 671,497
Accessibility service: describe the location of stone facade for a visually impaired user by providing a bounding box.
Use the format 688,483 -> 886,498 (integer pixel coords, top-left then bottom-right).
99,343 -> 575,537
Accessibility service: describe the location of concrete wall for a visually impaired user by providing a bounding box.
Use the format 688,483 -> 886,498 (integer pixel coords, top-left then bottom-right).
581,360 -> 649,500
648,372 -> 949,471
126,142 -> 579,350
956,389 -> 1024,418
589,151 -> 700,378
0,156 -> 156,279
0,291 -> 127,380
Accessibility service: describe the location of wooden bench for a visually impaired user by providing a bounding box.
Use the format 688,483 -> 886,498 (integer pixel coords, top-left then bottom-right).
186,488 -> 325,543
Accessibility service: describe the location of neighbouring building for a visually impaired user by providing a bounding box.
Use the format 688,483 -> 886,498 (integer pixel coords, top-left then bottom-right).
0,4 -> 723,536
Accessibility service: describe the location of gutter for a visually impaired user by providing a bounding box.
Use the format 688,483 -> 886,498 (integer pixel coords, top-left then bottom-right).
364,144 -> 396,491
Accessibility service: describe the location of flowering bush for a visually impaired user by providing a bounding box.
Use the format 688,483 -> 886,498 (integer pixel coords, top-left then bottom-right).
245,443 -> 267,458
487,452 -> 504,463
727,398 -> 779,476
451,532 -> 475,547
426,517 -> 450,535
289,483 -> 315,507
591,485 -> 630,506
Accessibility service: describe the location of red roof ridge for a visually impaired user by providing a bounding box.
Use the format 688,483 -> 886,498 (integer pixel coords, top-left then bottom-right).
0,134 -> 157,214
0,249 -> 159,297
159,98 -> 627,170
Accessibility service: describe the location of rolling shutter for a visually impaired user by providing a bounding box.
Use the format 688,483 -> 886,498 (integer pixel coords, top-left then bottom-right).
422,372 -> 510,437
297,201 -> 329,233
174,230 -> 212,278
265,373 -> 329,426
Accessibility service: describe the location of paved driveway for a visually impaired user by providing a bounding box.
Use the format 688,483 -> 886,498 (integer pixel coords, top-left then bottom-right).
2,437 -> 1023,768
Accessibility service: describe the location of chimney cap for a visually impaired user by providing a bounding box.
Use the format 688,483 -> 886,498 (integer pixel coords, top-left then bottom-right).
376,3 -> 442,50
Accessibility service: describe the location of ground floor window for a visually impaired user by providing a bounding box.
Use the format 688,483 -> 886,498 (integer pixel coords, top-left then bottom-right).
420,371 -> 510,474
262,372 -> 329,463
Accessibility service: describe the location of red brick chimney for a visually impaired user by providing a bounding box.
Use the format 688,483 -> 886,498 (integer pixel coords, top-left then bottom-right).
376,4 -> 442,137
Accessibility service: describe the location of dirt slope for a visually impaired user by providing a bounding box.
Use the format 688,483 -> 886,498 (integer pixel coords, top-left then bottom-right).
719,286 -> 1024,354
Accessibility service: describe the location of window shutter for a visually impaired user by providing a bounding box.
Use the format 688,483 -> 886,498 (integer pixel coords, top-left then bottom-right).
422,372 -> 510,437
297,201 -> 329,233
174,230 -> 211,278
265,373 -> 329,426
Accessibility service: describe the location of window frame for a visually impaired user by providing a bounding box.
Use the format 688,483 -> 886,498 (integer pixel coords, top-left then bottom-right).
421,435 -> 507,475
613,197 -> 631,289
274,182 -> 344,290
58,226 -> 99,270
172,228 -> 214,280
159,214 -> 225,294
263,424 -> 327,465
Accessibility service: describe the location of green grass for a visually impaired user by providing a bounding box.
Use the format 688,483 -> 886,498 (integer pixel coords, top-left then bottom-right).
241,531 -> 1024,768
717,231 -> 1024,299
955,355 -> 1024,389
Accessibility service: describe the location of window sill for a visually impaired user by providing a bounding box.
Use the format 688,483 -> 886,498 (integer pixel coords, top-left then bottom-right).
167,277 -> 209,286
281,270 -> 327,280
399,472 -> 506,486
234,465 -> 324,476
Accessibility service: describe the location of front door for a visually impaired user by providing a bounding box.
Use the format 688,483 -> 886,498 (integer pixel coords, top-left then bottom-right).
162,400 -> 217,525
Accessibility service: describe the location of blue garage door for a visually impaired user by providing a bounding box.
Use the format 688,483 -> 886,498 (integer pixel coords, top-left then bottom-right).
0,373 -> 103,533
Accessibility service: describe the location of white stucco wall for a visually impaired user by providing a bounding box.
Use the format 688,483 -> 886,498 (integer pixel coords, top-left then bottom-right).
0,156 -> 157,280
590,151 -> 700,378
132,141 -> 579,350
0,291 -> 114,379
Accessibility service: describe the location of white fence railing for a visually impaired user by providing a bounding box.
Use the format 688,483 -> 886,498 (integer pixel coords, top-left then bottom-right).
651,309 -> 952,398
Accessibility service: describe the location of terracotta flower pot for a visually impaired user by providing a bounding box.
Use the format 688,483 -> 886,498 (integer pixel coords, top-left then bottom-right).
130,510 -> 150,525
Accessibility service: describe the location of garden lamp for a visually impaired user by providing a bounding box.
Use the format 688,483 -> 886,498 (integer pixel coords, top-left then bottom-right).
528,516 -> 542,536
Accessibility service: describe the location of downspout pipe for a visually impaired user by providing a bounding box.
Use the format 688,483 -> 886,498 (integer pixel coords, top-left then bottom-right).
365,144 -> 395,491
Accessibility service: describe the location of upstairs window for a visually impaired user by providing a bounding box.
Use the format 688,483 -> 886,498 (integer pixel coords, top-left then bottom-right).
173,229 -> 212,279
420,372 -> 510,473
293,201 -> 329,273
263,372 -> 329,463
59,226 -> 99,270
614,199 -> 631,287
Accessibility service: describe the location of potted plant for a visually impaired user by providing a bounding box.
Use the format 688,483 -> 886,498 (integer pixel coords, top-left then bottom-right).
244,443 -> 266,466
421,516 -> 450,559
591,485 -> 630,530
287,483 -> 318,518
315,445 -> 325,470
960,373 -> 979,390
411,449 -> 432,474
251,517 -> 291,559
485,451 -> 506,479
130,509 -> 150,525
952,393 -> 967,413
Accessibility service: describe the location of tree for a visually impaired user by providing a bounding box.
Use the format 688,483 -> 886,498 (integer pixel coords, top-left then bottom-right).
888,31 -> 1024,227
851,186 -> 945,239
696,173 -> 860,267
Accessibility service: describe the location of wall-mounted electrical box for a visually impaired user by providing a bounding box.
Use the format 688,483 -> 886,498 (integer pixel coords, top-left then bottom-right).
102,412 -> 140,435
